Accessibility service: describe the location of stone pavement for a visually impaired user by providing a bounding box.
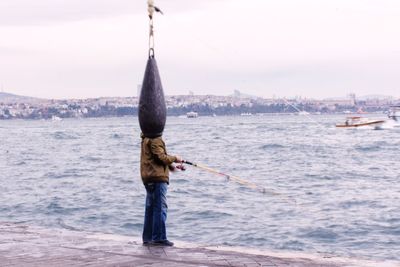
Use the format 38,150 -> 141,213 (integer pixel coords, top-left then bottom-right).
0,222 -> 397,267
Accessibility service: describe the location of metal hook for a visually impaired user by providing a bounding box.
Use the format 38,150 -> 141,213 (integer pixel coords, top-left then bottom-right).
148,17 -> 155,57
149,48 -> 155,58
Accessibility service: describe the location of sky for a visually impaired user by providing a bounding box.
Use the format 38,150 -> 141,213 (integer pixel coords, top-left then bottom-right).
1,0 -> 400,99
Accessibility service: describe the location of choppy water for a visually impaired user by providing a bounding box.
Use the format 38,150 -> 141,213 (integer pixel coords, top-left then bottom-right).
1,115 -> 399,261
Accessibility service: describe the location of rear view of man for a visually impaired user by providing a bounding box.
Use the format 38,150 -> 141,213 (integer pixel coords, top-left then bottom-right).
140,133 -> 183,246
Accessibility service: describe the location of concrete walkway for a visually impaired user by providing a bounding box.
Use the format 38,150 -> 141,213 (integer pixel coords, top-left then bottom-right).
0,222 -> 397,267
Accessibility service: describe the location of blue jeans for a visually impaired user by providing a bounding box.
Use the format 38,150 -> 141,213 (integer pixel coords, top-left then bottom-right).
142,182 -> 168,243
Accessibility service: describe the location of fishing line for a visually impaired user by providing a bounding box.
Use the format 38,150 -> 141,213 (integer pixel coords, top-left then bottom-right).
282,98 -> 324,126
182,160 -> 297,204
150,2 -> 315,207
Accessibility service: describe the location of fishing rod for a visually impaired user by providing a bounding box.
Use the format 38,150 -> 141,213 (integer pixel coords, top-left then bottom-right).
182,160 -> 296,204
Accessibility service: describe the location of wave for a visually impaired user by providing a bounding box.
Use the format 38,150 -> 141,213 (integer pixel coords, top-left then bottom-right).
43,169 -> 87,179
355,145 -> 381,152
355,141 -> 389,152
111,133 -> 123,139
51,131 -> 79,140
193,210 -> 233,220
46,202 -> 88,215
121,222 -> 142,230
79,156 -> 102,162
260,143 -> 285,150
338,200 -> 376,209
56,218 -> 82,231
299,227 -> 339,242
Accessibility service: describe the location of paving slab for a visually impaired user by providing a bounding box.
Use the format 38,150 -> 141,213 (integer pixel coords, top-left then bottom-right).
0,222 -> 398,267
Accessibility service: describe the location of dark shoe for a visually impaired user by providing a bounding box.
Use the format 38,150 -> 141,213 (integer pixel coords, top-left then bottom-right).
151,240 -> 174,246
142,241 -> 151,246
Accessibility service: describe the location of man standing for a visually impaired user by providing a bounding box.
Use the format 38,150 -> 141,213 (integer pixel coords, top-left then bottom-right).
140,133 -> 183,246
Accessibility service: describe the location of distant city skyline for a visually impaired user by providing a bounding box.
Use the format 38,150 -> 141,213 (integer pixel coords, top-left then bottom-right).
2,91 -> 397,120
1,0 -> 400,99
0,90 -> 398,103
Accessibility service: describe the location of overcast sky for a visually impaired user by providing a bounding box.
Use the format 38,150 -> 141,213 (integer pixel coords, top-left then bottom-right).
1,0 -> 400,99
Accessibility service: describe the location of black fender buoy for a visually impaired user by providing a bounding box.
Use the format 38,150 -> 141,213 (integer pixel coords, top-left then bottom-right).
138,54 -> 167,138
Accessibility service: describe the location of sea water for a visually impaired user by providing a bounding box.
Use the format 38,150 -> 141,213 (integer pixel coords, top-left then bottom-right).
1,115 -> 399,261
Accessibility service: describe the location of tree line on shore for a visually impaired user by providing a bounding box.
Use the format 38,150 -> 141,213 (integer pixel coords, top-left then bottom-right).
1,102 -> 385,120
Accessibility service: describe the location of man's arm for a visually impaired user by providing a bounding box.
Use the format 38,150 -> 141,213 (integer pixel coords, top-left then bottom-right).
150,139 -> 180,165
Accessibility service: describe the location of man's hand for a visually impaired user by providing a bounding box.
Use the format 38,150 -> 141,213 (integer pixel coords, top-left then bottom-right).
176,164 -> 186,171
169,164 -> 177,172
175,155 -> 183,163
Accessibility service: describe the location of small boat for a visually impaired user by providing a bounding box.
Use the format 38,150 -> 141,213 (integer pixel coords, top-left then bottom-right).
336,117 -> 385,129
297,111 -> 310,116
186,111 -> 198,118
240,113 -> 252,116
51,115 -> 62,121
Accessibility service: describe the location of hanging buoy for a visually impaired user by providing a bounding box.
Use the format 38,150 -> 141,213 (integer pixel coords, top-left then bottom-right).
139,55 -> 166,138
138,1 -> 166,138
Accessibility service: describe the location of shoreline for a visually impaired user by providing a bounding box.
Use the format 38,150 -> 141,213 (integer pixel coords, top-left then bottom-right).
0,222 -> 398,267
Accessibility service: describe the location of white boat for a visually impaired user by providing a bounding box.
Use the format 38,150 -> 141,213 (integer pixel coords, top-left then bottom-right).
240,113 -> 252,116
186,112 -> 198,118
297,111 -> 310,115
336,117 -> 385,129
51,115 -> 62,121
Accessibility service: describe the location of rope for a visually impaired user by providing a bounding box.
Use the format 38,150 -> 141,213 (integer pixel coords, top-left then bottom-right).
148,0 -> 155,58
147,0 -> 163,58
149,18 -> 154,58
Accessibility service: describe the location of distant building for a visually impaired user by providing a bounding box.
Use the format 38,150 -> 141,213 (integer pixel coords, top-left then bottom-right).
234,90 -> 241,98
348,93 -> 356,106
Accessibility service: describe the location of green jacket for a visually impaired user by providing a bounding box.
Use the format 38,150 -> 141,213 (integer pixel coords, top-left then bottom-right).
140,135 -> 177,184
